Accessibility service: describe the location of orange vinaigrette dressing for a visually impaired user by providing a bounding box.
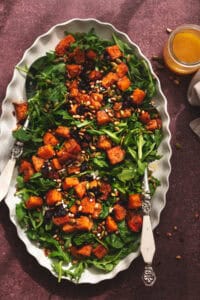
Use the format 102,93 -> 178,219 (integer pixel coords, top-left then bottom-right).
172,29 -> 200,64
163,26 -> 200,75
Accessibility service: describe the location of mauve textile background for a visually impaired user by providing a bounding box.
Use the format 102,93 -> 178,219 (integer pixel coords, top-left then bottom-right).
0,1 -> 200,299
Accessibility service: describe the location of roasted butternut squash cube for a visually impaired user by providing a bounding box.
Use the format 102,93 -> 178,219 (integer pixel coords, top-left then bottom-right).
51,158 -> 62,170
64,138 -> 81,153
66,64 -> 82,78
67,165 -> 80,175
101,72 -> 118,88
55,34 -> 75,56
96,110 -> 111,126
62,177 -> 79,190
37,144 -> 55,159
13,102 -> 28,123
128,193 -> 142,209
106,216 -> 118,232
73,47 -> 85,64
62,223 -> 76,233
113,102 -> 122,111
146,119 -> 162,131
107,146 -> 125,165
89,70 -> 102,80
115,108 -> 132,119
99,182 -> 112,201
117,76 -> 131,91
46,189 -> 62,206
97,135 -> 112,150
57,148 -> 73,164
92,203 -> 102,219
55,126 -> 70,138
76,216 -> 93,231
74,181 -> 87,199
25,196 -> 43,209
127,213 -> 143,232
77,244 -> 92,257
80,197 -> 95,214
139,111 -> 151,124
19,160 -> 32,173
93,244 -> 108,259
43,132 -> 59,146
52,215 -> 71,226
32,155 -> 44,172
131,88 -> 146,105
69,204 -> 78,215
116,63 -> 128,77
86,49 -> 97,60
106,45 -> 122,60
113,204 -> 126,221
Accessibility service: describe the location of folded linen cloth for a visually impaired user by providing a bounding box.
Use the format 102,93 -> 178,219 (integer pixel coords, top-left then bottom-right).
187,70 -> 200,137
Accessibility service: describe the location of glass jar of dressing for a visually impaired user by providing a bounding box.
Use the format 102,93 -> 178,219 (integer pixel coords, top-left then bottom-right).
163,24 -> 200,75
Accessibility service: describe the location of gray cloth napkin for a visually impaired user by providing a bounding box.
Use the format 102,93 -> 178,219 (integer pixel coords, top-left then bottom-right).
187,70 -> 200,137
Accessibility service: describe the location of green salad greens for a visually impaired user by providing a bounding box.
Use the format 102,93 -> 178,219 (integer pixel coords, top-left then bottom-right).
13,29 -> 162,282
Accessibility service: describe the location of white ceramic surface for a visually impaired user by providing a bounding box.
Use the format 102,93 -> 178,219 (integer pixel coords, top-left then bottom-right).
0,18 -> 172,284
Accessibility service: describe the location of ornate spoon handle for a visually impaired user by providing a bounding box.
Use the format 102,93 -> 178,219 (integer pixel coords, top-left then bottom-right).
140,168 -> 156,287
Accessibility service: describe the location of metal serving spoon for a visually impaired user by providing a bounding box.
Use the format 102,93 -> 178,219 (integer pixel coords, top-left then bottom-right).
140,167 -> 157,286
0,56 -> 48,202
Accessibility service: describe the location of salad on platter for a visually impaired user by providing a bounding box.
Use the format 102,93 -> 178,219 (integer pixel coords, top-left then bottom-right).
13,28 -> 162,282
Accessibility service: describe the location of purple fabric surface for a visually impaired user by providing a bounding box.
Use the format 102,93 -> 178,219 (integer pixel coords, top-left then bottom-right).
0,1 -> 200,299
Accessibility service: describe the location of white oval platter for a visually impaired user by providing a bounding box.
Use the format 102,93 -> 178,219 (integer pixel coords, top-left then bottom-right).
0,18 -> 171,284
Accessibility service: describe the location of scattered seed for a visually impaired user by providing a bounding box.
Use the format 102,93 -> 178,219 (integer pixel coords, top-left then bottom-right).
166,232 -> 172,238
175,142 -> 182,149
176,255 -> 182,260
174,79 -> 180,85
173,226 -> 178,231
195,212 -> 199,219
166,27 -> 172,33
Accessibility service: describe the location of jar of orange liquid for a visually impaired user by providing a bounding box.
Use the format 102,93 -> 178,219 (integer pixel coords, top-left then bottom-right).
163,24 -> 200,75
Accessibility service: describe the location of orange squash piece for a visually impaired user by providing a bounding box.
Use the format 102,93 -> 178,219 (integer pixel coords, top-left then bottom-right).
128,194 -> 142,209
106,216 -> 118,232
69,204 -> 78,215
52,215 -> 71,226
117,76 -> 131,91
57,148 -> 73,164
37,144 -> 55,160
92,203 -> 102,219
86,49 -> 97,60
67,165 -> 80,175
55,34 -> 75,56
116,63 -> 128,77
51,158 -> 62,170
64,138 -> 81,154
75,216 -> 93,231
115,108 -> 132,119
43,132 -> 59,146
13,102 -> 28,123
62,223 -> 76,233
127,213 -> 143,232
139,111 -> 151,124
77,244 -> 93,257
96,110 -> 111,126
55,126 -> 70,138
19,160 -> 35,181
62,177 -> 79,190
97,135 -> 112,150
113,204 -> 126,221
66,64 -> 82,78
106,45 -> 122,60
32,155 -> 44,172
74,181 -> 87,199
99,182 -> 112,201
80,197 -> 95,214
93,244 -> 108,259
101,72 -> 118,88
131,88 -> 146,105
73,47 -> 85,64
25,196 -> 43,209
107,146 -> 125,165
88,70 -> 102,80
46,189 -> 62,206
146,119 -> 162,131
